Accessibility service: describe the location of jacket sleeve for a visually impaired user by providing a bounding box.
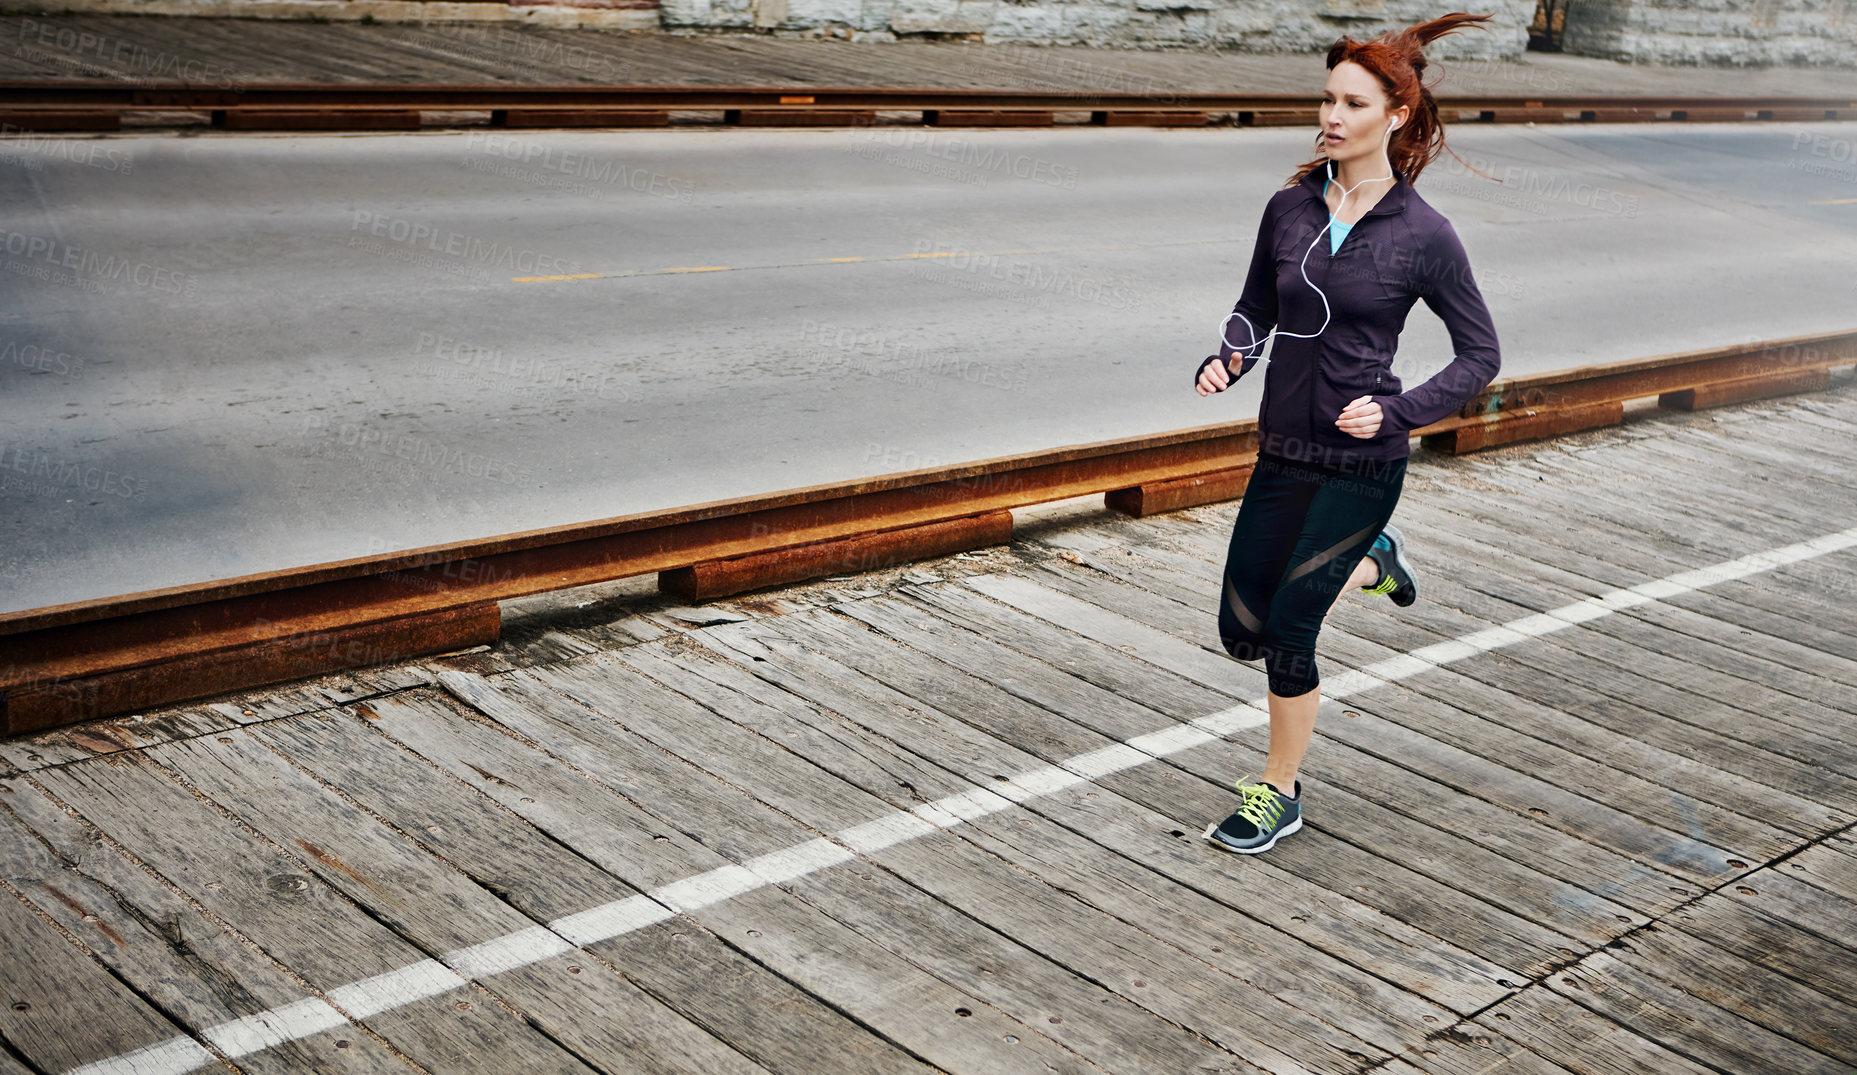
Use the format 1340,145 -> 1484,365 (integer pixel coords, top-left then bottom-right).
1197,194 -> 1279,392
1375,218 -> 1501,431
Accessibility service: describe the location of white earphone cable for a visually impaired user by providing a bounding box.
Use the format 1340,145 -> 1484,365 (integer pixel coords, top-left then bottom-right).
1216,116 -> 1400,367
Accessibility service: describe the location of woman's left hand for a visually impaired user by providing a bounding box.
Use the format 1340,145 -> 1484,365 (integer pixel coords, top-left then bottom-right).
1336,396 -> 1382,438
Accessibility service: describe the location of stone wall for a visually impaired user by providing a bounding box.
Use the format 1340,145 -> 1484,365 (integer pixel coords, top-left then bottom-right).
1558,0 -> 1857,65
666,0 -> 1538,58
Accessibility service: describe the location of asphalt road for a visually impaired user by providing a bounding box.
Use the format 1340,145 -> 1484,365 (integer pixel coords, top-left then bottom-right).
3,120 -> 1855,613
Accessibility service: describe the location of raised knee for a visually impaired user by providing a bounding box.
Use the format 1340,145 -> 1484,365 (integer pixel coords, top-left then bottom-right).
1265,649 -> 1319,697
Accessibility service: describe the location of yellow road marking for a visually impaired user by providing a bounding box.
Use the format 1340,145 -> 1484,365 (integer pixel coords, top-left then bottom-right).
1811,197 -> 1857,205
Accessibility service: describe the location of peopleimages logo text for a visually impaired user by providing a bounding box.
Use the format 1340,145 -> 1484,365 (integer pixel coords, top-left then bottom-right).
0,229 -> 197,294
348,211 -> 584,276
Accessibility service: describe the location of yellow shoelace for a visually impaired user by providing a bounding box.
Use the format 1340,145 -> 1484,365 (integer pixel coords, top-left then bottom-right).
1231,780 -> 1287,829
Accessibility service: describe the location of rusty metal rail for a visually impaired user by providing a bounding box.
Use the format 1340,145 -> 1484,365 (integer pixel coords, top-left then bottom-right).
3,327 -> 1854,735
0,81 -> 1851,131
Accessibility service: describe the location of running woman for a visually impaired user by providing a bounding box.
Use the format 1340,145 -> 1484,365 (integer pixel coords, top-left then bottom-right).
1194,12 -> 1503,853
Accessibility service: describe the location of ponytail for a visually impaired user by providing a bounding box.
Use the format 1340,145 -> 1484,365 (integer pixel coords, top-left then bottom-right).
1288,11 -> 1496,188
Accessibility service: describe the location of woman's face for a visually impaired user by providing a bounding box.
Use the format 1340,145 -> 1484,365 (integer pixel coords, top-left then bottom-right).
1320,60 -> 1407,164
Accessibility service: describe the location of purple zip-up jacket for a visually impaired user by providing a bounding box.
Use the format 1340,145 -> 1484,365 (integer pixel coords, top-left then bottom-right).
1196,163 -> 1501,468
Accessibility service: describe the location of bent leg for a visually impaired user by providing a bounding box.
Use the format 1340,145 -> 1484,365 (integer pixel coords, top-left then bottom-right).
1254,460 -> 1407,789
1218,454 -> 1318,667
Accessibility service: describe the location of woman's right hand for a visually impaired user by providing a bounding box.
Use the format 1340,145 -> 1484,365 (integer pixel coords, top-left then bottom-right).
1196,356 -> 1235,396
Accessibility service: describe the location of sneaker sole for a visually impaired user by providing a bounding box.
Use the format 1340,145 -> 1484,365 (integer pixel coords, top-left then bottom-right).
1379,522 -> 1417,606
1201,816 -> 1303,855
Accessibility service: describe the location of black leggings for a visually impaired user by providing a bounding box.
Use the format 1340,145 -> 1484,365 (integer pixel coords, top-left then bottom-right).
1218,451 -> 1407,697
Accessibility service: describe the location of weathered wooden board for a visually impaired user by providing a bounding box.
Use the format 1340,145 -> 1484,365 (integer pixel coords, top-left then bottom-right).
32,754 -> 604,1075
0,782 -> 410,1073
892,575 -> 1686,925
1476,984 -> 1719,1075
0,875 -> 205,1075
1404,566 -> 1857,774
702,618 -> 1519,1015
688,623 -> 1466,1052
949,563 -> 1743,886
1784,840 -> 1857,902
1551,951 -> 1849,1074
359,689 -> 1122,1074
513,635 -> 1409,1072
1606,919 -> 1857,1065
770,594 -> 1570,981
1714,868 -> 1857,951
1323,598 -> 1856,826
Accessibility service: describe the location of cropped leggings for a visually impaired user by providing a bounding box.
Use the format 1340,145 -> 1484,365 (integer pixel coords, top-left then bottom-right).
1218,451 -> 1407,698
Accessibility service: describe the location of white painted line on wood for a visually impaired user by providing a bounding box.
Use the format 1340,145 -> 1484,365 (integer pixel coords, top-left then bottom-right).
551,894 -> 676,947
66,1037 -> 217,1075
203,998 -> 347,1058
65,522 -> 1857,1075
445,927 -> 575,979
655,864 -> 764,912
837,811 -> 939,853
325,960 -> 464,1020
747,839 -> 856,885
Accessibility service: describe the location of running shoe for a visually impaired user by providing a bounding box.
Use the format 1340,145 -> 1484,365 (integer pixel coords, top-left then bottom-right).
1360,523 -> 1417,607
1203,778 -> 1302,854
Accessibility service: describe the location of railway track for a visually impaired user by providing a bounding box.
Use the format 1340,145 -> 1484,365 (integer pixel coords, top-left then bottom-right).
1,81 -> 1853,132
3,329 -> 1854,735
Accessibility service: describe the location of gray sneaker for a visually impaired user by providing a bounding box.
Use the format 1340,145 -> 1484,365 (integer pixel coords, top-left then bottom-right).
1360,523 -> 1417,607
1203,778 -> 1303,854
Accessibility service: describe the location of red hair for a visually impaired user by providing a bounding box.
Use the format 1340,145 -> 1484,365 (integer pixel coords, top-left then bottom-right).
1286,11 -> 1494,188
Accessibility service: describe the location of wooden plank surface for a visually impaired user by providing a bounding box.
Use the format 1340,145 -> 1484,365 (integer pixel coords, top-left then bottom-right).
0,782 -> 412,1073
0,881 -> 207,1075
3,380 -> 1855,1074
